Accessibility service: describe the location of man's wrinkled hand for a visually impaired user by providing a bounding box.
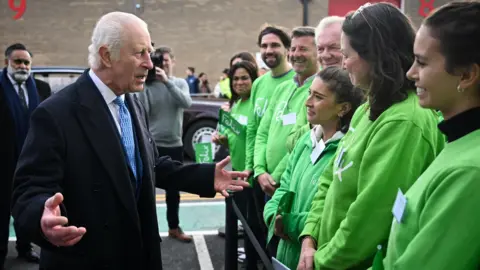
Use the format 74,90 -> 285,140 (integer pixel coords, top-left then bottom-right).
41,193 -> 86,247
257,173 -> 277,196
214,156 -> 250,197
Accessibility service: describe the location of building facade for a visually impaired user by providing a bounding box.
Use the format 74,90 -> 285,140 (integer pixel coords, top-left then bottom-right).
1,0 -> 451,81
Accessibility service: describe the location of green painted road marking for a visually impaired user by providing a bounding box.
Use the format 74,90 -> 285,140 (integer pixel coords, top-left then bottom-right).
9,202 -> 225,238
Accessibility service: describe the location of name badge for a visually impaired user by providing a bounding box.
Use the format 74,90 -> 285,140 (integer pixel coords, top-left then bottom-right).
310,139 -> 326,164
238,115 -> 248,126
392,189 -> 407,223
282,112 -> 296,126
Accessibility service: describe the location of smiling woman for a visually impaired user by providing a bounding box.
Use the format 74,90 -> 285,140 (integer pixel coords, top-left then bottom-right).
383,2 -> 480,269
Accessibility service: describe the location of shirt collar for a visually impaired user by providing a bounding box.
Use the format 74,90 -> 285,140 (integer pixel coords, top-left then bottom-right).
293,73 -> 316,87
309,125 -> 344,146
438,107 -> 480,142
88,69 -> 124,104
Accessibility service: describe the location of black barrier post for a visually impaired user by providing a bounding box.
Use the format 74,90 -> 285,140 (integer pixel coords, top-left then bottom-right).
225,196 -> 238,270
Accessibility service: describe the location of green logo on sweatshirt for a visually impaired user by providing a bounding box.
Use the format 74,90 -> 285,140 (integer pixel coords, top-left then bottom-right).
254,98 -> 268,117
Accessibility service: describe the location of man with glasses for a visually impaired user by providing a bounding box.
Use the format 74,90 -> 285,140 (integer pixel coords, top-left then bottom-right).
0,43 -> 41,268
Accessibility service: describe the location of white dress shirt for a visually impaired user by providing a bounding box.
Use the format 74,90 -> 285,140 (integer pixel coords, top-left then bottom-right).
88,69 -> 124,135
7,73 -> 29,106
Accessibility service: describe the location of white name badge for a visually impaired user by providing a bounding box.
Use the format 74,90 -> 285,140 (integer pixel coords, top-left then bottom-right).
310,140 -> 326,164
282,112 -> 296,126
238,115 -> 248,126
392,189 -> 407,223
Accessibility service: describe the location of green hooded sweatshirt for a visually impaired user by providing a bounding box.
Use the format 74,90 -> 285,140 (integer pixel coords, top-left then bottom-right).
245,70 -> 295,172
264,126 -> 344,270
383,128 -> 480,270
253,75 -> 314,181
300,92 -> 446,269
220,98 -> 251,171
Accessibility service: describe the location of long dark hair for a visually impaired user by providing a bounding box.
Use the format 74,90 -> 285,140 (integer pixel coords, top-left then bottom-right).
318,66 -> 366,133
228,61 -> 258,107
424,1 -> 480,80
342,2 -> 416,121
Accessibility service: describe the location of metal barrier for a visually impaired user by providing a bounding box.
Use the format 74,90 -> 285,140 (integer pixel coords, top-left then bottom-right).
224,195 -> 274,270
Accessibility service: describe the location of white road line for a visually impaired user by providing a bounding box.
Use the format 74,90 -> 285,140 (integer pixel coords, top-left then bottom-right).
193,235 -> 214,270
156,201 -> 225,207
8,230 -> 219,241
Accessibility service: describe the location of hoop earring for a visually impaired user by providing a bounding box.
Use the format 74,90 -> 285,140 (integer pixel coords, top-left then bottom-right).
457,85 -> 465,93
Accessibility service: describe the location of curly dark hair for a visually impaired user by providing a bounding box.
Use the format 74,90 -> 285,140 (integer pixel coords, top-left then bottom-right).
342,2 -> 416,121
424,1 -> 480,83
318,66 -> 366,133
228,61 -> 259,107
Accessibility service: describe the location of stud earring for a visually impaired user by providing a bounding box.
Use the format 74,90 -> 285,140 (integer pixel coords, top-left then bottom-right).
457,85 -> 465,93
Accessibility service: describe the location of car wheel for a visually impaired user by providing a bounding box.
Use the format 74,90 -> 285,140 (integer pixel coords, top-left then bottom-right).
183,119 -> 223,160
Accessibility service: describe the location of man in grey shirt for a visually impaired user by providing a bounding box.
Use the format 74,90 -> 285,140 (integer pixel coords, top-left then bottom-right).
137,46 -> 193,242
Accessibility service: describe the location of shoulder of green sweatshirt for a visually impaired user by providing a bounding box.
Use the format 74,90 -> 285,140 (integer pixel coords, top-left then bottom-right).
301,92 -> 446,269
384,129 -> 480,270
222,99 -> 251,171
264,128 -> 342,270
253,76 -> 313,179
245,69 -> 295,171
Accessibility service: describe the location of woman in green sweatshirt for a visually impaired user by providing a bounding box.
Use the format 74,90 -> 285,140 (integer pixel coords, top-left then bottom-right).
212,60 -> 258,173
382,3 -> 480,269
297,3 -> 446,270
264,66 -> 365,270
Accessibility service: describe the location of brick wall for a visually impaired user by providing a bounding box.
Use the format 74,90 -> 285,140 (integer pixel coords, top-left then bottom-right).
1,0 -> 454,82
1,0 -> 328,82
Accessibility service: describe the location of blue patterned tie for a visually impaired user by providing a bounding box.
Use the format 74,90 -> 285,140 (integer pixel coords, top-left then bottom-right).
113,97 -> 138,181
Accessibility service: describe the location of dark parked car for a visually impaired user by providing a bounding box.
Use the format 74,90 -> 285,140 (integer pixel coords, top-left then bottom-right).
31,66 -> 228,160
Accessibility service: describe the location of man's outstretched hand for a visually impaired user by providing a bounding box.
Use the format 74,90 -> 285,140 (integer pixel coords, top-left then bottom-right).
214,156 -> 250,197
41,193 -> 86,247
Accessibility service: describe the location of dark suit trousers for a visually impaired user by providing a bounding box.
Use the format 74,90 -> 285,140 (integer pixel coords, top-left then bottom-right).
0,178 -> 31,264
156,146 -> 183,229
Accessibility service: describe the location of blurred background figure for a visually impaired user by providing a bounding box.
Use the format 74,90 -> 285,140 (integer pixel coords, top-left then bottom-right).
185,66 -> 199,94
198,72 -> 212,95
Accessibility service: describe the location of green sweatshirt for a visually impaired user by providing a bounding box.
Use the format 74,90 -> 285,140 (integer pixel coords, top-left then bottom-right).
300,92 -> 446,269
245,70 -> 295,172
383,129 -> 480,270
264,126 -> 343,270
220,99 -> 251,171
253,76 -> 314,180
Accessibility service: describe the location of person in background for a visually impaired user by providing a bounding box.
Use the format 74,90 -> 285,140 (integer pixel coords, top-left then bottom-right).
383,2 -> 480,269
198,72 -> 212,95
230,51 -> 258,68
297,3 -> 445,269
10,12 -> 249,270
255,26 -> 319,257
137,46 -> 193,243
258,67 -> 269,76
214,68 -> 232,99
286,16 -> 345,154
243,24 -> 295,264
185,66 -> 199,94
264,66 -> 364,270
0,43 -> 41,268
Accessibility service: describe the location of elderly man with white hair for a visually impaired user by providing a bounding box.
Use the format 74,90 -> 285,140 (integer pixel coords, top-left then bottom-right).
10,11 -> 249,270
315,16 -> 344,68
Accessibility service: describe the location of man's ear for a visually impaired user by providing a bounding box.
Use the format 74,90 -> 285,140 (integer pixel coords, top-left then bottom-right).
4,59 -> 8,67
99,46 -> 112,68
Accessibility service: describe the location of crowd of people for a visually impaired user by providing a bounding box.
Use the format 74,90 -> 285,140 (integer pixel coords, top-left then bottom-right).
0,1 -> 479,270
213,1 -> 480,270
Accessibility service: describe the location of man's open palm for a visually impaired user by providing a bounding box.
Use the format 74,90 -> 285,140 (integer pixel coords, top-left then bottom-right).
214,156 -> 250,197
41,193 -> 86,247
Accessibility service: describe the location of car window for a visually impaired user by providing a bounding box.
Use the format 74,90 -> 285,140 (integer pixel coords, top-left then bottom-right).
33,72 -> 82,94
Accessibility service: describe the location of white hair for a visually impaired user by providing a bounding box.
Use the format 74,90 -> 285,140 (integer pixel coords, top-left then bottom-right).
315,16 -> 345,44
88,11 -> 148,69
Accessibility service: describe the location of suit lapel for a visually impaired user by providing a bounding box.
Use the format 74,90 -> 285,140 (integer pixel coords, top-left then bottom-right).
74,71 -> 141,231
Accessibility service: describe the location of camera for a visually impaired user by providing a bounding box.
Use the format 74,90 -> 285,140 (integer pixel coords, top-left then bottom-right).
146,53 -> 164,83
